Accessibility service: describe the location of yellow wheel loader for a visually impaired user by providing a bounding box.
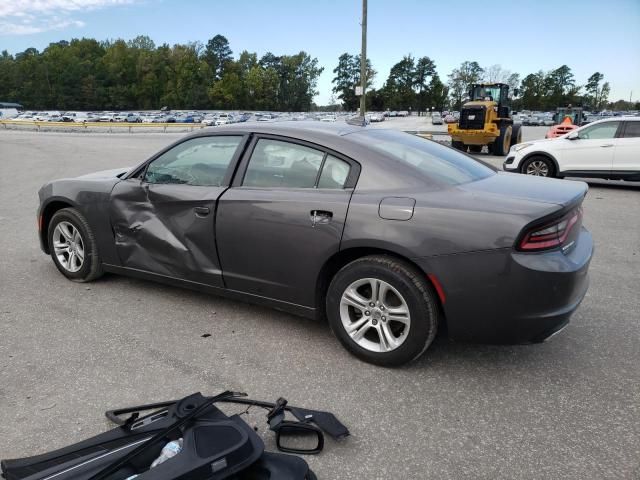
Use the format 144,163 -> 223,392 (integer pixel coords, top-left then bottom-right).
448,83 -> 522,156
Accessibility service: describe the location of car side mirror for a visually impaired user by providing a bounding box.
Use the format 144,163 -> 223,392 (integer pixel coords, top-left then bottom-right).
566,132 -> 579,140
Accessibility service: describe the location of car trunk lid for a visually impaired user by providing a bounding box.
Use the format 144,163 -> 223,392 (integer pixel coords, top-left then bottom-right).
462,171 -> 587,208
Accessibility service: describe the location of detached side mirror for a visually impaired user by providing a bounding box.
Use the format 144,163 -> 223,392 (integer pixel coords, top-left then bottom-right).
567,131 -> 579,140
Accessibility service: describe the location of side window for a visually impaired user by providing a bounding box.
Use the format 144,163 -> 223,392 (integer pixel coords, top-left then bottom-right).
578,122 -> 620,140
144,136 -> 242,186
243,139 -> 324,188
318,155 -> 350,189
622,122 -> 640,138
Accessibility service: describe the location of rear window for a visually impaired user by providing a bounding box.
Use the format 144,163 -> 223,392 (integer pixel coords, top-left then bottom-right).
352,129 -> 495,185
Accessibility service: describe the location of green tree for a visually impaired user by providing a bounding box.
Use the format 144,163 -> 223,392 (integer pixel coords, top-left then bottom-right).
447,61 -> 483,109
427,75 -> 449,111
414,56 -> 436,114
585,72 -> 607,109
520,71 -> 546,110
204,35 -> 232,81
382,55 -> 417,110
599,82 -> 610,110
331,53 -> 375,111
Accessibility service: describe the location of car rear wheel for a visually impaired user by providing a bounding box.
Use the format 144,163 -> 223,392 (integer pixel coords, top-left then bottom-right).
48,208 -> 103,282
326,255 -> 439,366
521,155 -> 555,177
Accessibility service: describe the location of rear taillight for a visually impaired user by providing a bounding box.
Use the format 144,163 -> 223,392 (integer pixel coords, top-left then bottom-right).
518,206 -> 583,252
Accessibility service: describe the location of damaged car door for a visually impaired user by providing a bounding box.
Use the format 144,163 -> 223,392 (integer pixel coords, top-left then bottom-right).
109,135 -> 246,286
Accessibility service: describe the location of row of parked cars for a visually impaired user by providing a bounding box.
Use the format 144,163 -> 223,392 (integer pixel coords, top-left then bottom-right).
6,110 -> 357,125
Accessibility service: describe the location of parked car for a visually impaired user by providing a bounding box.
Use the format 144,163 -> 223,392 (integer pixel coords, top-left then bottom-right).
541,115 -> 555,127
37,122 -> 593,366
444,114 -> 456,124
528,115 -> 543,126
0,107 -> 20,119
98,112 -> 117,122
431,113 -> 443,125
368,112 -> 385,122
13,113 -> 34,121
504,117 -> 640,180
201,114 -> 217,126
215,113 -> 234,125
125,113 -> 142,123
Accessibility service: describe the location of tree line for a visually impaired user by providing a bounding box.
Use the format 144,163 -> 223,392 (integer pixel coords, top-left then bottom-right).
332,57 -> 635,113
0,35 -> 323,111
1,34 -> 636,112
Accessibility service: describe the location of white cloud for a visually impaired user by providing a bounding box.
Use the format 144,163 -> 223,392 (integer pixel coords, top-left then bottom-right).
0,0 -> 137,35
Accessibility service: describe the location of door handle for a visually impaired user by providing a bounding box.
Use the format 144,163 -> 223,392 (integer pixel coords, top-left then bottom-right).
600,144 -> 614,148
194,206 -> 210,216
310,210 -> 333,226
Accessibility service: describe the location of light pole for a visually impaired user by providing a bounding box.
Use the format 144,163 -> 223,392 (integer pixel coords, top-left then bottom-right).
359,0 -> 367,118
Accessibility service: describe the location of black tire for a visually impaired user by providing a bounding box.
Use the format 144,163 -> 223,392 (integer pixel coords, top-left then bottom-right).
468,145 -> 483,153
511,124 -> 522,148
48,208 -> 103,282
492,125 -> 512,156
451,140 -> 466,152
520,155 -> 556,178
326,255 -> 439,366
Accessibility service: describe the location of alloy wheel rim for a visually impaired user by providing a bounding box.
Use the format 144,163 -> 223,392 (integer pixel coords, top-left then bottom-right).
53,221 -> 85,273
339,278 -> 411,353
526,160 -> 549,176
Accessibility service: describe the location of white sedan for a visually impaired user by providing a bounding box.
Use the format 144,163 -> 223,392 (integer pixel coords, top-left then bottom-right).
504,117 -> 640,181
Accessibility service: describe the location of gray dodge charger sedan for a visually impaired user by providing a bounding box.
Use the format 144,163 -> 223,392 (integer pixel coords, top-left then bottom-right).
37,122 -> 593,366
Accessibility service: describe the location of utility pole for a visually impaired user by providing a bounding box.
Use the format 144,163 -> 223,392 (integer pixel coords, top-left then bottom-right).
359,0 -> 367,118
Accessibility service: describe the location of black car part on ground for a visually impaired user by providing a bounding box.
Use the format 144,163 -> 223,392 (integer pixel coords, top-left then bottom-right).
106,395 -> 350,442
0,391 -> 335,480
266,398 -> 324,455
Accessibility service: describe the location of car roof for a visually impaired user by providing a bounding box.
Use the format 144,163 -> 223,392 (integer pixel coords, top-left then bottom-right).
188,120 -> 367,142
583,116 -> 639,126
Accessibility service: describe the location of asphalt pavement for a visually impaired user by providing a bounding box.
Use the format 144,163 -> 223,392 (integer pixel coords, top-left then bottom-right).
0,123 -> 639,479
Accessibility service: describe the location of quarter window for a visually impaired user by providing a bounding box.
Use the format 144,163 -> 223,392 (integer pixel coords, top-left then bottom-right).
144,136 -> 242,186
577,122 -> 620,140
243,139 -> 325,188
318,155 -> 350,189
622,122 -> 640,138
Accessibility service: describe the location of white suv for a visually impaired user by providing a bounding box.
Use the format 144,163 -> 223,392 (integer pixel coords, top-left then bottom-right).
503,117 -> 640,181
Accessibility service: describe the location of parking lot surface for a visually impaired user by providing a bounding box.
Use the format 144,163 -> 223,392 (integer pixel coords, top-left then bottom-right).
0,125 -> 639,479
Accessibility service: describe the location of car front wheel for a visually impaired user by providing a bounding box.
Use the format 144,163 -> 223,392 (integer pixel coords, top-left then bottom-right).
48,208 -> 103,282
326,255 -> 439,366
521,155 -> 555,177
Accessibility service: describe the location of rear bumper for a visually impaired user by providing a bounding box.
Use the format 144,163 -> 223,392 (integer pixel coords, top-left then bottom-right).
414,226 -> 593,344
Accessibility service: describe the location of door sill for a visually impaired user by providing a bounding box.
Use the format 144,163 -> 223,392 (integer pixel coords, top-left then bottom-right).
102,264 -> 317,319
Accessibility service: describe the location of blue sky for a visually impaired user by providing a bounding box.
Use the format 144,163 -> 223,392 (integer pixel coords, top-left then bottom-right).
1,0 -> 639,105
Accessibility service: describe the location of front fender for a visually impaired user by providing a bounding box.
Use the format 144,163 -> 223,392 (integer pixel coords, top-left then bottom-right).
38,178 -> 122,264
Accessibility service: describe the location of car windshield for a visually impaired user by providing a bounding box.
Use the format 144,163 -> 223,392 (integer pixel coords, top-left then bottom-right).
352,130 -> 495,185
